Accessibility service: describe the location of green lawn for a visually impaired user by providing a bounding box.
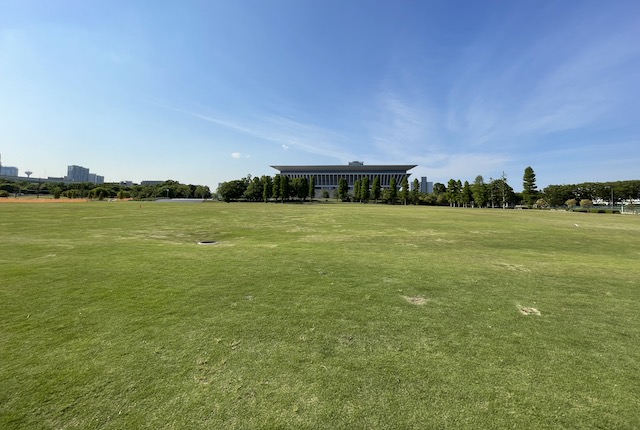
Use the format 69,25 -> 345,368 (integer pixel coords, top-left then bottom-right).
1,202 -> 639,429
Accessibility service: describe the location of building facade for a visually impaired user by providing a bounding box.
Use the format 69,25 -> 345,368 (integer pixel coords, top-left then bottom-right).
271,162 -> 417,196
67,165 -> 90,182
420,177 -> 434,194
0,166 -> 19,177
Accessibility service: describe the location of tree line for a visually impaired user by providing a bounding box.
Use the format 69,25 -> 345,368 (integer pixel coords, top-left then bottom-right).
0,179 -> 211,200
217,167 -> 640,208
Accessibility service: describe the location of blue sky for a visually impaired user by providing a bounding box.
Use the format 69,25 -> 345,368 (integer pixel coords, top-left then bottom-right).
1,0 -> 639,189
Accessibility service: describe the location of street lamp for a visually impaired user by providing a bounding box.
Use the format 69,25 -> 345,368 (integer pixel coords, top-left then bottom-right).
605,186 -> 614,210
166,188 -> 170,199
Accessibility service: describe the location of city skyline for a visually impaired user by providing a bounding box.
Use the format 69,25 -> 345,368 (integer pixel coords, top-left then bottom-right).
1,1 -> 639,189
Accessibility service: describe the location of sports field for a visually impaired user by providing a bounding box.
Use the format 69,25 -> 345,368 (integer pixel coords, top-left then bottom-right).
1,201 -> 638,429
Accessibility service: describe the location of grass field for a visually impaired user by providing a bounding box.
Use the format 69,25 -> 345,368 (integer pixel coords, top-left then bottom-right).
1,201 -> 639,429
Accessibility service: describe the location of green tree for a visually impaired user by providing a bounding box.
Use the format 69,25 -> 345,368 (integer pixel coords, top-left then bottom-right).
410,178 -> 420,205
372,176 -> 381,203
322,189 -> 330,199
244,176 -> 263,201
272,175 -> 281,202
400,176 -> 409,205
262,176 -> 273,202
308,176 -> 315,201
433,183 -> 446,195
281,175 -> 291,202
446,179 -> 459,207
565,198 -> 577,209
338,178 -> 349,201
544,185 -> 575,207
389,177 -> 398,204
361,176 -> 370,203
461,181 -> 472,207
522,166 -> 538,207
490,176 -> 515,208
194,185 -> 203,199
353,179 -> 361,202
217,180 -> 247,202
293,177 -> 308,201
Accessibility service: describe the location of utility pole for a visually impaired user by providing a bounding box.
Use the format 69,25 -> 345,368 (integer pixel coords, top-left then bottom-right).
501,171 -> 507,209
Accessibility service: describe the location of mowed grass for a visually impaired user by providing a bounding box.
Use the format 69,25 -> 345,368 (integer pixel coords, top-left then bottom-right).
1,202 -> 639,429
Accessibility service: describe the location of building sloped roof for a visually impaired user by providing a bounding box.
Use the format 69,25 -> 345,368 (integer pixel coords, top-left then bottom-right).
271,165 -> 417,173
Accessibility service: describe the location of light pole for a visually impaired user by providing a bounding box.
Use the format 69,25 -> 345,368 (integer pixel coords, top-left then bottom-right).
606,186 -> 614,209
166,188 -> 170,199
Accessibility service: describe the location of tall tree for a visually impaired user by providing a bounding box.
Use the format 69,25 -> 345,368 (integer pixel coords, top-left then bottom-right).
400,176 -> 410,205
372,176 -> 381,203
490,176 -> 516,208
461,181 -> 472,207
293,177 -> 308,201
262,175 -> 272,202
411,178 -> 420,205
272,175 -> 281,202
353,179 -> 361,202
471,175 -> 488,208
281,175 -> 291,202
361,176 -> 370,202
389,177 -> 398,204
244,176 -> 262,201
447,179 -> 459,207
522,166 -> 538,207
308,176 -> 315,201
338,178 -> 349,201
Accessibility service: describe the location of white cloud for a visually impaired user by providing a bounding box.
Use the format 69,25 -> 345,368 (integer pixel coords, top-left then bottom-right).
231,152 -> 241,159
282,144 -> 289,150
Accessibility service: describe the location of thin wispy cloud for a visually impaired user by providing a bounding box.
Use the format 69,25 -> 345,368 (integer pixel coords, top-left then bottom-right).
176,106 -> 355,162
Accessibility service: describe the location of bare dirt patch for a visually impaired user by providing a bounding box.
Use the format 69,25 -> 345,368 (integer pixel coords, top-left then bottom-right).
517,306 -> 541,316
0,198 -> 89,203
403,296 -> 429,305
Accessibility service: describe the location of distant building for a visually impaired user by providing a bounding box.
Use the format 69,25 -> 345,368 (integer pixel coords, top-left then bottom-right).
271,162 -> 417,196
420,177 -> 433,194
87,173 -> 105,184
120,181 -> 133,187
67,165 -> 90,182
141,180 -> 164,186
0,166 -> 19,176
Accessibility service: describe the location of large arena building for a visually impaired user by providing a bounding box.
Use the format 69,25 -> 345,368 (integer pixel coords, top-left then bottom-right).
271,161 -> 417,196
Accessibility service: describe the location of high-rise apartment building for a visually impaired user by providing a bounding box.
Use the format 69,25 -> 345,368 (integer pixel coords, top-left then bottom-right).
67,165 -> 90,182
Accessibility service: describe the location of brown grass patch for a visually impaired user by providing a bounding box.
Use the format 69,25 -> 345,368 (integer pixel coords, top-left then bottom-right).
517,306 -> 541,316
403,296 -> 429,305
0,198 -> 90,203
